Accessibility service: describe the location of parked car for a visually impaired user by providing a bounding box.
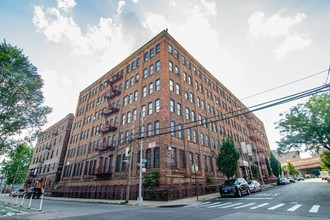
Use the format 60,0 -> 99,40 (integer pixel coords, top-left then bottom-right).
10,188 -> 25,197
277,178 -> 287,185
297,175 -> 304,181
247,180 -> 262,193
26,187 -> 42,199
219,178 -> 250,197
287,177 -> 295,183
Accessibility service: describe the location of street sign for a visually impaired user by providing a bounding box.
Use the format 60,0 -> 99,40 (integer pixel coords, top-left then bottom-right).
142,159 -> 148,163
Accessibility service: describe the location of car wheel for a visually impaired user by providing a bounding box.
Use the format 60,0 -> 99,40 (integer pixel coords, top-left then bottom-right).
237,189 -> 242,197
247,188 -> 251,195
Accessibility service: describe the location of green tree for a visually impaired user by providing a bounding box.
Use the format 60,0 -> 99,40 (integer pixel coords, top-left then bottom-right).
251,165 -> 259,179
276,93 -> 330,154
265,157 -> 272,177
270,152 -> 281,177
0,143 -> 34,185
283,162 -> 299,177
143,170 -> 160,189
0,41 -> 52,152
216,138 -> 240,179
320,151 -> 330,172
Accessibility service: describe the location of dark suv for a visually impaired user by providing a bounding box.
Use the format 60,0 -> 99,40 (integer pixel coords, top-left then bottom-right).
26,187 -> 42,199
219,178 -> 250,197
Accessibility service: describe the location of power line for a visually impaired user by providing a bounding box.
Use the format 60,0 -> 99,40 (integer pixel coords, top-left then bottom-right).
241,69 -> 328,100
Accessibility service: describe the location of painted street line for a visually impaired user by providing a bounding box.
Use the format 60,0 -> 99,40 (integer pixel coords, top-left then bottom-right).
287,204 -> 302,212
219,203 -> 242,208
267,203 -> 285,210
250,203 -> 270,209
207,202 -> 231,208
309,205 -> 320,213
234,203 -> 256,209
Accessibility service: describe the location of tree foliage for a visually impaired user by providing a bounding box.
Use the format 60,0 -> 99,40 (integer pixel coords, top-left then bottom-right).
270,152 -> 281,177
143,170 -> 160,189
265,157 -> 272,177
320,151 -> 330,172
276,93 -> 330,154
283,162 -> 299,177
216,138 -> 240,179
0,41 -> 52,152
251,165 -> 259,180
0,143 -> 34,185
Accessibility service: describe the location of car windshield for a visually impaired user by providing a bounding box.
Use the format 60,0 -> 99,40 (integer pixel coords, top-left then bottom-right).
247,180 -> 253,184
223,179 -> 236,186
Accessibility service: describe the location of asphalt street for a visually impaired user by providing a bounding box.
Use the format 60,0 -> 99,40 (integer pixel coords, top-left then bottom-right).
2,179 -> 329,220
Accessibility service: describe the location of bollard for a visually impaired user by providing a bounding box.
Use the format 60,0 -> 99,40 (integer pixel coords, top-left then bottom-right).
28,194 -> 33,209
38,189 -> 44,212
20,194 -> 25,207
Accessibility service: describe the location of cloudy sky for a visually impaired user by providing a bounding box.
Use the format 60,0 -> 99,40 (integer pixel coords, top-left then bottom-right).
1,0 -> 329,152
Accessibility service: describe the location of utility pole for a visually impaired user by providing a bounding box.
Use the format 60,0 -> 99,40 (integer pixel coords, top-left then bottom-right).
125,120 -> 135,202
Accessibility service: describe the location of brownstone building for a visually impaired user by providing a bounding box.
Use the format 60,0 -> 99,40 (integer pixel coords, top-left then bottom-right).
58,30 -> 271,200
26,113 -> 74,193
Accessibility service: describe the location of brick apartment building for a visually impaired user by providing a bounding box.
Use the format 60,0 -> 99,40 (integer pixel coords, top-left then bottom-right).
57,30 -> 271,200
26,114 -> 74,193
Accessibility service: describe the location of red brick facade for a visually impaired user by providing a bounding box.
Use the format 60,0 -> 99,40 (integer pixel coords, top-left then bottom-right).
56,30 -> 271,200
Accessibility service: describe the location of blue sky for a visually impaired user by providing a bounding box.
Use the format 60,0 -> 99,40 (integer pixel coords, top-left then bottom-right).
1,0 -> 330,153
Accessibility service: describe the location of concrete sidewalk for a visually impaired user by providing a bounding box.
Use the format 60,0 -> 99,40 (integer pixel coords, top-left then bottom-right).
43,183 -> 274,208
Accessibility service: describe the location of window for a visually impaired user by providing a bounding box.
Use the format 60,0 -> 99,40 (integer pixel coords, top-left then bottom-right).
156,60 -> 160,72
186,108 -> 190,120
132,109 -> 137,121
170,121 -> 176,136
147,123 -> 152,137
201,133 -> 205,145
115,155 -> 121,172
170,80 -> 174,91
125,80 -> 129,89
183,72 -> 187,81
132,61 -> 136,70
191,110 -> 195,121
121,114 -> 126,125
190,92 -> 194,103
170,148 -> 177,168
169,61 -> 173,72
176,84 -> 180,95
182,56 -> 185,65
170,99 -> 175,113
177,103 -> 181,116
127,64 -> 131,73
143,68 -> 148,78
187,128 -> 192,141
154,121 -> 160,135
178,124 -> 183,138
137,57 -> 141,66
142,86 -> 147,97
179,150 -> 186,168
155,79 -> 160,91
189,152 -> 194,168
149,83 -> 154,94
150,48 -> 155,58
127,111 -> 131,123
155,99 -> 160,112
148,102 -> 153,115
175,66 -> 179,75
188,76 -> 192,85
168,44 -> 173,54
156,43 -> 160,53
146,149 -> 151,169
130,76 -> 134,86
135,73 -> 139,82
149,65 -> 154,76
134,91 -> 138,101
174,49 -> 178,59
141,105 -> 146,118
193,129 -> 198,142
154,147 -> 160,168
144,52 -> 148,62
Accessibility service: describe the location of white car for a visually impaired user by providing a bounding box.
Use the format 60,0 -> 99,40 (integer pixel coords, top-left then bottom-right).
247,180 -> 262,193
10,188 -> 25,197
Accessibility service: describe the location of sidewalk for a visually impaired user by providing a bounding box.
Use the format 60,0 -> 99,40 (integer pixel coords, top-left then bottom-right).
43,183 -> 274,208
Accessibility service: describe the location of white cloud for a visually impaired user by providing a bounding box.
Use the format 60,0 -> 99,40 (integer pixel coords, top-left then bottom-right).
248,11 -> 306,37
274,33 -> 312,58
117,1 -> 126,15
132,0 -> 138,3
169,0 -> 176,7
57,0 -> 76,11
32,0 -> 123,56
248,11 -> 311,57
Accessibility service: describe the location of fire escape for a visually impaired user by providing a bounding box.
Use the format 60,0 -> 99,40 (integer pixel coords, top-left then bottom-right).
94,71 -> 123,178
